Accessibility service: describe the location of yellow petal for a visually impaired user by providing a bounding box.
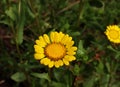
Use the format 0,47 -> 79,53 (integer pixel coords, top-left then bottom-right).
48,61 -> 54,68
67,51 -> 76,55
40,58 -> 45,64
68,56 -> 76,61
43,58 -> 50,65
59,32 -> 65,42
66,41 -> 74,48
57,60 -> 63,66
50,32 -> 55,42
34,45 -> 44,53
61,34 -> 69,45
63,58 -> 69,65
54,32 -> 59,43
64,55 -> 69,60
35,40 -> 46,47
67,47 -> 77,55
34,53 -> 45,60
67,47 -> 77,51
39,36 -> 45,42
35,40 -> 40,45
54,61 -> 60,68
43,34 -> 50,43
39,36 -> 47,45
65,37 -> 72,43
64,55 -> 76,61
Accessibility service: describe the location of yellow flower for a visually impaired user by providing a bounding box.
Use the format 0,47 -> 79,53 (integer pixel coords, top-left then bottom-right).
105,25 -> 120,43
34,32 -> 77,68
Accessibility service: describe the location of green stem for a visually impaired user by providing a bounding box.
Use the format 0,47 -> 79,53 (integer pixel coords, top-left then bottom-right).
16,43 -> 21,56
48,68 -> 53,80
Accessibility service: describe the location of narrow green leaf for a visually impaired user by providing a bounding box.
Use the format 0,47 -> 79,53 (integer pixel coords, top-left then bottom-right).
16,21 -> 24,45
16,0 -> 26,45
107,45 -> 117,52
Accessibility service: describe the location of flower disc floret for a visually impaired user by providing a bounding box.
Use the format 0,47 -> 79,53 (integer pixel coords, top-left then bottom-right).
45,43 -> 66,60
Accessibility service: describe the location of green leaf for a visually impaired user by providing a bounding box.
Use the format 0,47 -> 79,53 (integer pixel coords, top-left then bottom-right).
16,21 -> 24,45
77,40 -> 86,56
77,40 -> 88,61
31,73 -> 51,82
5,6 -> 17,21
11,72 -> 26,82
16,1 -> 26,45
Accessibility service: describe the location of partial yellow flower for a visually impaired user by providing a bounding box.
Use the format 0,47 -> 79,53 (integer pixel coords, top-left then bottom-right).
34,32 -> 77,68
105,25 -> 120,43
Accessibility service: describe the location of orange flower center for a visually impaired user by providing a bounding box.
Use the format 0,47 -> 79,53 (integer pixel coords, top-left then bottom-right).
45,43 -> 66,60
109,30 -> 119,39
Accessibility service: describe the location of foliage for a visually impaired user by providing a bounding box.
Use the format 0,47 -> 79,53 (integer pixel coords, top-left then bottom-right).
0,0 -> 120,87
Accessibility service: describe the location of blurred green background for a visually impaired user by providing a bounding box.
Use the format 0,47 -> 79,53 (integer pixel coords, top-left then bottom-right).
0,0 -> 120,87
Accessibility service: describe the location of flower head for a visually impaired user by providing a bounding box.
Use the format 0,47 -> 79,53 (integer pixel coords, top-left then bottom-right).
34,32 -> 77,68
105,25 -> 120,43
